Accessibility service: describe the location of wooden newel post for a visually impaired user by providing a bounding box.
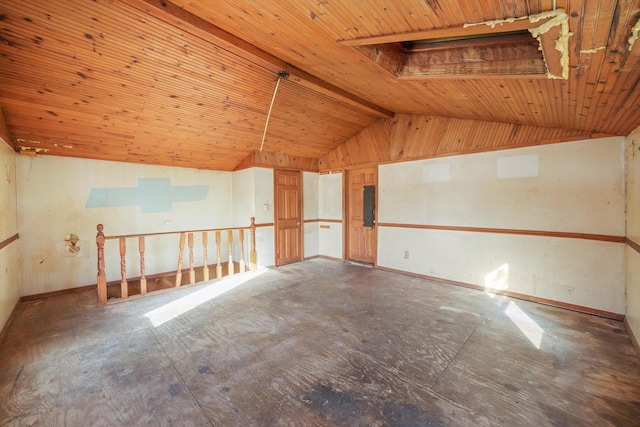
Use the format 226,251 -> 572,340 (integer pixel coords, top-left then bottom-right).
96,224 -> 107,305
250,217 -> 257,271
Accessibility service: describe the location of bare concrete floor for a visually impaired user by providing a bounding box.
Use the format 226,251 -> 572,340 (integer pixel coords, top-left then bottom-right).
1,258 -> 640,426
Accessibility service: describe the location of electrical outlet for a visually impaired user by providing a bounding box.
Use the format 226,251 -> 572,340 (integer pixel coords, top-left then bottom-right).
404,250 -> 409,259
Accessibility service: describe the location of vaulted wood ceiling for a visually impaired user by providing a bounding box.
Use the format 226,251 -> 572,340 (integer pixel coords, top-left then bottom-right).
1,0 -> 639,171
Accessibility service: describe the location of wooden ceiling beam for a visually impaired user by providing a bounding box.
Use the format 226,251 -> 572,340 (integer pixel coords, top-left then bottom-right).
353,44 -> 404,75
340,19 -> 547,47
0,107 -> 12,149
118,0 -> 393,119
234,150 -> 319,172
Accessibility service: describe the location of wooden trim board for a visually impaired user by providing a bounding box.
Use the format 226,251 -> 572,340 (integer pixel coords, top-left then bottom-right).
21,285 -> 97,302
318,255 -> 344,262
0,299 -> 21,345
0,234 -> 19,251
626,237 -> 640,254
0,107 -> 11,147
255,222 -> 275,228
377,223 -> 624,243
624,317 -> 640,357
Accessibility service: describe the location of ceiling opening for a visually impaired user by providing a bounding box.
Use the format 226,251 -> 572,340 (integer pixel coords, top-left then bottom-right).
343,9 -> 570,80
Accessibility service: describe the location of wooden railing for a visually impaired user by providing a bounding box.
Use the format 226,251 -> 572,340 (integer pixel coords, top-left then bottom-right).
96,218 -> 257,305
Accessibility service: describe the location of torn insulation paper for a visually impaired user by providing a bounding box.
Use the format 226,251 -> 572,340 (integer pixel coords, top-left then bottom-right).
629,18 -> 640,52
465,9 -> 571,80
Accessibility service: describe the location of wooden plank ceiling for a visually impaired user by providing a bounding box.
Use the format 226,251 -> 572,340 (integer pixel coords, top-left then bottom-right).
1,0 -> 639,171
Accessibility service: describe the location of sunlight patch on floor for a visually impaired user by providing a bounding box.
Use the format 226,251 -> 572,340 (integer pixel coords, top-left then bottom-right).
504,300 -> 544,349
144,268 -> 267,327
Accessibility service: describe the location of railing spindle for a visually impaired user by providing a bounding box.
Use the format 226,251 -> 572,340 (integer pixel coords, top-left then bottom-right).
202,231 -> 209,282
96,224 -> 107,305
139,236 -> 147,295
188,232 -> 195,285
96,219 -> 257,303
175,232 -> 186,287
250,217 -> 257,271
119,237 -> 128,299
239,229 -> 246,273
215,230 -> 222,278
228,230 -> 234,276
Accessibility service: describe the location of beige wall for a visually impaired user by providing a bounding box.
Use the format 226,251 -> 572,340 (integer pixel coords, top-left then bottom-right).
0,140 -> 19,332
626,126 -> 640,343
17,156 -> 234,296
319,172 -> 343,259
378,227 -> 624,313
379,137 -> 625,234
378,137 -> 626,314
232,167 -> 275,267
303,172 -> 319,258
7,132 -> 637,324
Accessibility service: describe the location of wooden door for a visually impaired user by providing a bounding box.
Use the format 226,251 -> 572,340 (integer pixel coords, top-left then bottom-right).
347,166 -> 377,264
275,170 -> 302,266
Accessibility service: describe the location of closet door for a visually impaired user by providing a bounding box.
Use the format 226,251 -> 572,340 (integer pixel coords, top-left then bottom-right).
275,169 -> 302,266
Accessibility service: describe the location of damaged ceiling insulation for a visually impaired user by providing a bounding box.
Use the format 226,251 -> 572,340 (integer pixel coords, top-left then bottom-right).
350,9 -> 571,79
19,146 -> 49,156
15,138 -> 73,154
465,9 -> 571,79
630,18 -> 640,52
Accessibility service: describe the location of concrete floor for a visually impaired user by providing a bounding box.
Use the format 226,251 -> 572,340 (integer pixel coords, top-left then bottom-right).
1,258 -> 640,426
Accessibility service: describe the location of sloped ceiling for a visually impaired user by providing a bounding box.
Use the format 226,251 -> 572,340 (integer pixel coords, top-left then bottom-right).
1,0 -> 639,171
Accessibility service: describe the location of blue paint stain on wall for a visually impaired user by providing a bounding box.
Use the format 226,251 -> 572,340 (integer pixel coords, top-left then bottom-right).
86,178 -> 209,213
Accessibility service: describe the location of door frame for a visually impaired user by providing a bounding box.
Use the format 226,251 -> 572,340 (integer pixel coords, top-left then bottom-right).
274,169 -> 303,267
344,165 -> 378,266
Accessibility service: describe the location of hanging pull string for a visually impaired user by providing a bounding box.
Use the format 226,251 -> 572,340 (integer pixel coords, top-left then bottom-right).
260,71 -> 289,152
